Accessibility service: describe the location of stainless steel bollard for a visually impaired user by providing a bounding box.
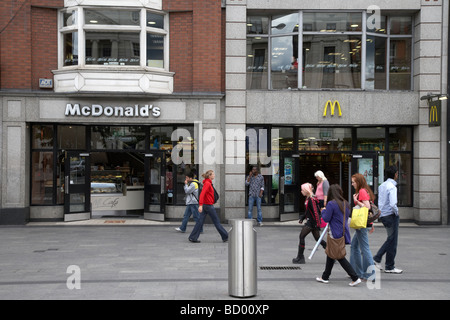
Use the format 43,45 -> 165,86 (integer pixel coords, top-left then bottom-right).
228,219 -> 257,298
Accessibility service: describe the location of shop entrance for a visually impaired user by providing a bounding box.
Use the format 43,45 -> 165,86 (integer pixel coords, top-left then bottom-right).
278,152 -> 352,221
144,151 -> 166,221
352,153 -> 382,201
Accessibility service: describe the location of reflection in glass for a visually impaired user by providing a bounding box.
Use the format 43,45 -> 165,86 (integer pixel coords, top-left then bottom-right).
147,34 -> 164,68
58,125 -> 86,149
303,35 -> 361,89
247,37 -> 269,89
271,35 -> 298,89
147,12 -> 164,29
365,36 -> 387,90
247,16 -> 269,35
32,125 -> 54,149
357,127 -> 385,151
273,127 -> 293,151
31,152 -> 54,205
366,15 -> 386,34
389,153 -> 412,206
390,39 -> 411,91
85,9 -> 140,26
389,127 -> 412,151
303,12 -> 362,32
298,128 -> 352,151
63,32 -> 78,66
63,9 -> 77,27
271,13 -> 299,35
85,32 -> 140,66
150,126 -> 173,150
390,17 -> 412,35
70,193 -> 86,212
91,126 -> 146,150
69,156 -> 86,185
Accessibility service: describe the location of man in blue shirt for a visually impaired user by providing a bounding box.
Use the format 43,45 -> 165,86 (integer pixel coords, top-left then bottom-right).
374,166 -> 403,274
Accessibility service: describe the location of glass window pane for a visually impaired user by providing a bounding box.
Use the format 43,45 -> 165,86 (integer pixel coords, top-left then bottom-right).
91,126 -> 146,150
147,34 -> 164,68
63,32 -> 78,66
271,35 -> 298,89
356,127 -> 385,151
147,12 -> 164,29
31,152 -> 54,205
86,32 -> 140,66
389,127 -> 412,151
303,35 -> 361,89
390,17 -> 412,35
63,9 -> 77,27
32,125 -> 54,149
57,152 -> 65,205
247,16 -> 269,35
389,39 -> 412,90
298,128 -> 352,151
150,126 -> 173,150
58,125 -> 86,150
389,153 -> 412,206
272,127 -> 293,151
247,37 -> 269,89
85,9 -> 140,26
303,12 -> 362,32
365,36 -> 387,90
271,13 -> 299,35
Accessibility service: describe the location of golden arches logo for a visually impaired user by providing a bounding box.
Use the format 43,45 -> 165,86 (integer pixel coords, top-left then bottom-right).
429,105 -> 438,123
323,100 -> 342,117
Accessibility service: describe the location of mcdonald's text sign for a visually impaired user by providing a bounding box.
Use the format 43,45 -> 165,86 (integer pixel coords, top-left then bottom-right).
429,100 -> 441,127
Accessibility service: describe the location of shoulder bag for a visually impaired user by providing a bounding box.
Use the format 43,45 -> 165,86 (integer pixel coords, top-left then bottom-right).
325,209 -> 347,260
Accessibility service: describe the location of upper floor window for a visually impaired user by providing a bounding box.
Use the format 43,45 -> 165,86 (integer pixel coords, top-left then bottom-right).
60,7 -> 168,70
246,11 -> 413,91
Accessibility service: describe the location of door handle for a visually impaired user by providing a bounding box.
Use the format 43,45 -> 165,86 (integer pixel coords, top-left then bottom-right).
280,176 -> 285,195
161,176 -> 165,194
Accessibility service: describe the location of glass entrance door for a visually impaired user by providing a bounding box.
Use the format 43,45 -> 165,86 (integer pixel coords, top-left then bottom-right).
352,153 -> 382,199
144,151 -> 166,221
279,153 -> 301,221
64,152 -> 91,221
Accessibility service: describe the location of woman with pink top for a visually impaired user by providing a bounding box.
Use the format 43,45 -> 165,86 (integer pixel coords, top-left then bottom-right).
315,170 -> 330,209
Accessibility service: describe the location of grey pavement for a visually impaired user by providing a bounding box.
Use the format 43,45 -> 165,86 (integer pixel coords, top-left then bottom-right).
0,220 -> 449,301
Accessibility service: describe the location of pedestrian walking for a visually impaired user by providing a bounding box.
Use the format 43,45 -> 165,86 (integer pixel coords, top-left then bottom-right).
373,166 -> 403,274
314,170 -> 329,208
175,171 -> 202,233
188,170 -> 228,243
350,173 -> 376,281
293,183 -> 326,264
316,184 -> 361,287
245,166 -> 265,226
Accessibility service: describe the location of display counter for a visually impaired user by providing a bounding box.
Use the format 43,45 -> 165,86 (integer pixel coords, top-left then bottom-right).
91,170 -> 144,212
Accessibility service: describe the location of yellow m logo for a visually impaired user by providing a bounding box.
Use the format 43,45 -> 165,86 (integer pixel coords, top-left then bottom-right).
429,105 -> 438,123
323,100 -> 342,117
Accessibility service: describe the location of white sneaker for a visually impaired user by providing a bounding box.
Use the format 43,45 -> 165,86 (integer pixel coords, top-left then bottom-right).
175,227 -> 185,233
258,222 -> 263,227
385,268 -> 403,274
349,278 -> 361,287
374,262 -> 383,270
316,277 -> 329,284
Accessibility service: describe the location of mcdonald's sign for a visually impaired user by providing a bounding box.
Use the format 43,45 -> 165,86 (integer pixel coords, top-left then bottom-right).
323,100 -> 342,117
429,100 -> 441,127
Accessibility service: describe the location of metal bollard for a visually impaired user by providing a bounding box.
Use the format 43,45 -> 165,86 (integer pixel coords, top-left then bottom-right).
228,219 -> 257,298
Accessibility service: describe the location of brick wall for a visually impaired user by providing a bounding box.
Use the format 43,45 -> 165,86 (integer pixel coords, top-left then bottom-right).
0,0 -> 224,93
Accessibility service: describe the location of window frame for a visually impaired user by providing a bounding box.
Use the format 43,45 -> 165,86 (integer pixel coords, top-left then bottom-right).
58,6 -> 169,71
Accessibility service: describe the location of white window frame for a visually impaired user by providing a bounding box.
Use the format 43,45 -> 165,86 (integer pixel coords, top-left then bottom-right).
58,6 -> 169,71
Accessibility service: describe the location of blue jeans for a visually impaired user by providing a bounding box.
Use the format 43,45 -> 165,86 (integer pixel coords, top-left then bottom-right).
374,214 -> 399,270
248,196 -> 262,223
179,204 -> 202,232
350,227 -> 375,279
189,205 -> 228,242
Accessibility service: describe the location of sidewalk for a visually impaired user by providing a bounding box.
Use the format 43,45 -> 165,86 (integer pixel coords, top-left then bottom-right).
0,220 -> 449,300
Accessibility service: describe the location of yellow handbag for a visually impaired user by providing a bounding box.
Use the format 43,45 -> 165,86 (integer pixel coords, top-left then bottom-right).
350,206 -> 369,229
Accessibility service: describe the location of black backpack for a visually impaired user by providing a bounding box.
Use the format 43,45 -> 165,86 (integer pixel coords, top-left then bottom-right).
191,180 -> 203,202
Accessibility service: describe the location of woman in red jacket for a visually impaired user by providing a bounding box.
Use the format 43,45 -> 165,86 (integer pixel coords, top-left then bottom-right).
188,170 -> 228,243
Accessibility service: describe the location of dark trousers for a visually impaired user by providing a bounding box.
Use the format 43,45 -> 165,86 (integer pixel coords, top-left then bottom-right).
374,214 -> 399,270
189,205 -> 228,242
322,255 -> 359,282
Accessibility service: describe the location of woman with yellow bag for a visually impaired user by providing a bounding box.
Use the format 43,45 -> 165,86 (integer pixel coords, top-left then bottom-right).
350,173 -> 375,282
